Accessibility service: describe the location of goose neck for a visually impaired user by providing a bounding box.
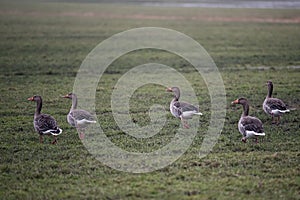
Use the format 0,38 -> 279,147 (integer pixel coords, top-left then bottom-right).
35,99 -> 42,116
174,91 -> 180,101
267,84 -> 273,98
71,95 -> 77,110
242,103 -> 249,117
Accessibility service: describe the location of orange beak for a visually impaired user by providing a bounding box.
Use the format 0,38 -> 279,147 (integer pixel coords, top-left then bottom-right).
166,87 -> 172,92
231,99 -> 239,105
27,97 -> 34,101
62,94 -> 69,98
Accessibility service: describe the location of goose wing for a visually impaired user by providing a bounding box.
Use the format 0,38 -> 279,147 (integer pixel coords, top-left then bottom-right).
70,109 -> 96,122
34,114 -> 61,134
241,116 -> 264,134
267,98 -> 288,111
174,101 -> 198,112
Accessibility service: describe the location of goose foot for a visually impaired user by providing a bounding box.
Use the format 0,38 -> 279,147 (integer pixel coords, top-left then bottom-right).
241,138 -> 247,143
272,120 -> 280,125
183,124 -> 190,129
52,138 -> 57,145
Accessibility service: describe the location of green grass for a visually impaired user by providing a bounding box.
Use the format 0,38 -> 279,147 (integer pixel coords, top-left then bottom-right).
0,1 -> 300,199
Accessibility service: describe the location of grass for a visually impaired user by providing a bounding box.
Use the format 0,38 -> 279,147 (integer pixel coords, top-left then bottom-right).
0,1 -> 300,199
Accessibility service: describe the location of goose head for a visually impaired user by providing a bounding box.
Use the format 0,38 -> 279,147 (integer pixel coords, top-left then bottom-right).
231,97 -> 248,106
62,93 -> 76,99
266,80 -> 273,87
166,87 -> 180,100
232,97 -> 250,116
27,95 -> 42,102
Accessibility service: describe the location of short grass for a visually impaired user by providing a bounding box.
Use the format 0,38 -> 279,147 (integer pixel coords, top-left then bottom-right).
0,1 -> 299,199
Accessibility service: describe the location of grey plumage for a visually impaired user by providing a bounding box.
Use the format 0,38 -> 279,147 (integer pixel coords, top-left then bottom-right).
167,87 -> 202,128
28,95 -> 62,144
263,81 -> 290,124
62,93 -> 96,139
232,97 -> 265,143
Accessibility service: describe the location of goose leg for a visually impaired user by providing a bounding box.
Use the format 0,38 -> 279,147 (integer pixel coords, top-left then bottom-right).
271,114 -> 276,124
76,127 -> 84,140
180,117 -> 189,129
277,116 -> 281,125
79,132 -> 85,140
52,136 -> 57,144
39,135 -> 43,143
183,122 -> 190,129
241,137 -> 247,143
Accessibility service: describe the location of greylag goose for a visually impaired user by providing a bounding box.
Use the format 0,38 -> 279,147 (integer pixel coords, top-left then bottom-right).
166,87 -> 202,128
28,95 -> 62,144
232,98 -> 265,143
263,80 -> 290,124
62,93 -> 96,139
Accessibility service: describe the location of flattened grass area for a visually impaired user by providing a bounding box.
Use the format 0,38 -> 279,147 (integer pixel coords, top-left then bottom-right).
0,1 -> 299,199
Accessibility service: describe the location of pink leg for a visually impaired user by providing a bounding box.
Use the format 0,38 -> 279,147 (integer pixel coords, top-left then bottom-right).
79,132 -> 85,140
277,116 -> 281,125
180,117 -> 189,129
180,117 -> 184,127
76,126 -> 84,140
271,114 -> 276,124
39,135 -> 43,143
52,136 -> 57,144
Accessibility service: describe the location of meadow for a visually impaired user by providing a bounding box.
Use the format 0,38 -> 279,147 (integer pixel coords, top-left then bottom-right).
0,1 -> 299,199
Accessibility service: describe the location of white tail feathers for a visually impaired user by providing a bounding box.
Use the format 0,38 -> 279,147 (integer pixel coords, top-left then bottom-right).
253,132 -> 265,136
181,111 -> 203,119
77,119 -> 97,125
43,128 -> 63,136
193,112 -> 203,116
278,109 -> 290,113
246,130 -> 265,137
271,109 -> 290,115
51,128 -> 63,136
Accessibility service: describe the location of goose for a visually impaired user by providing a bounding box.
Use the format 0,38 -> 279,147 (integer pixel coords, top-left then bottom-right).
232,97 -> 265,143
263,80 -> 290,124
166,87 -> 202,128
28,95 -> 62,144
62,93 -> 96,139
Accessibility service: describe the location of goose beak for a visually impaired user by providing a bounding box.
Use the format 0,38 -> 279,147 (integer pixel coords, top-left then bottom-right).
231,99 -> 239,105
27,97 -> 34,101
61,94 -> 69,98
166,87 -> 172,92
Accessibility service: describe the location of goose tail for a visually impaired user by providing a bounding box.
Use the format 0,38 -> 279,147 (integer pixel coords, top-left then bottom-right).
43,128 -> 63,136
278,109 -> 290,113
253,132 -> 265,136
193,112 -> 203,116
